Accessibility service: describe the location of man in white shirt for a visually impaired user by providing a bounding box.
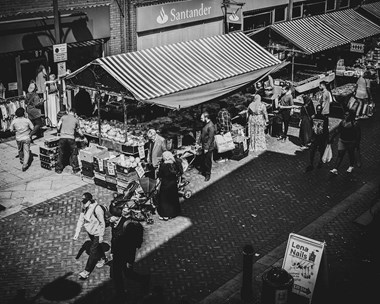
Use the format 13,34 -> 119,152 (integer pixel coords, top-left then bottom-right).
73,192 -> 107,280
10,107 -> 34,171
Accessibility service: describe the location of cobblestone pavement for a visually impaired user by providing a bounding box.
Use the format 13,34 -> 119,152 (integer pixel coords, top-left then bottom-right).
1,102 -> 380,304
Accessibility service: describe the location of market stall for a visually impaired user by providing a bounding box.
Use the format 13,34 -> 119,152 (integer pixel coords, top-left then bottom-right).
64,31 -> 283,192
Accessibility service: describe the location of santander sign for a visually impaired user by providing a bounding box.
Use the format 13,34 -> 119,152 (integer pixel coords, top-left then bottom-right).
156,3 -> 212,25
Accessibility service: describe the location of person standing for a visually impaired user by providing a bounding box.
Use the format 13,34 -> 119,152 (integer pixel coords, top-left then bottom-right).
247,94 -> 269,152
10,108 -> 34,171
306,105 -> 329,172
276,84 -> 294,142
146,129 -> 167,178
216,102 -> 232,162
45,73 -> 60,127
319,81 -> 331,118
157,151 -> 183,221
73,192 -> 107,280
35,64 -> 47,99
299,95 -> 315,149
329,110 -> 358,175
109,205 -> 145,299
200,111 -> 215,182
55,108 -> 81,174
355,71 -> 372,119
25,81 -> 45,142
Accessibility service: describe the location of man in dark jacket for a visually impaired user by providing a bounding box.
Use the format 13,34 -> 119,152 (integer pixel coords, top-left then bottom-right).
306,104 -> 329,172
200,111 -> 215,182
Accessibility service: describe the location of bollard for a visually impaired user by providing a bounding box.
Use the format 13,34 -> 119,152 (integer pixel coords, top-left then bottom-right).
241,244 -> 254,301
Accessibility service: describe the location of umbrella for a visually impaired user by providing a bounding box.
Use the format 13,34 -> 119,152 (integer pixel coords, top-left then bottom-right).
138,177 -> 158,195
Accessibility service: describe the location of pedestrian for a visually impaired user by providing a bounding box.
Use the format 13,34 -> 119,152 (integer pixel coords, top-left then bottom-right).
10,107 -> 34,171
305,104 -> 329,172
73,192 -> 107,280
45,73 -> 60,127
299,95 -> 315,149
146,129 -> 167,178
157,151 -> 183,221
108,203 -> 145,299
215,102 -> 232,162
25,81 -> 45,143
355,70 -> 372,119
275,84 -> 294,142
329,110 -> 359,175
55,107 -> 81,174
35,64 -> 47,99
247,94 -> 269,152
319,81 -> 331,118
199,111 -> 215,182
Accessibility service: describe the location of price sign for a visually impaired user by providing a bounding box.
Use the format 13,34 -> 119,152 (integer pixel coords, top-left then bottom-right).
97,158 -> 104,172
138,145 -> 145,159
177,135 -> 183,148
53,43 -> 67,62
135,164 -> 145,178
107,162 -> 115,176
243,138 -> 247,151
57,61 -> 66,77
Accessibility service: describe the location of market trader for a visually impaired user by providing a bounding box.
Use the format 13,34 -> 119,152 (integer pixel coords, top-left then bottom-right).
200,111 -> 216,182
276,84 -> 294,143
146,129 -> 167,178
55,107 -> 81,174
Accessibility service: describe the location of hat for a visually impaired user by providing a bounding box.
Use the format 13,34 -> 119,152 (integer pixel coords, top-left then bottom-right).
83,192 -> 93,200
27,83 -> 36,93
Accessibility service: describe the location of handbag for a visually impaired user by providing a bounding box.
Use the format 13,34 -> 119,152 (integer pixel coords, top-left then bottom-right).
322,144 -> 332,163
214,132 -> 235,153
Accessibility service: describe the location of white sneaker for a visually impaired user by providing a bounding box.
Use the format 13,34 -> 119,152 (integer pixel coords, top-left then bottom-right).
330,169 -> 338,175
96,258 -> 106,268
346,166 -> 354,173
79,270 -> 90,280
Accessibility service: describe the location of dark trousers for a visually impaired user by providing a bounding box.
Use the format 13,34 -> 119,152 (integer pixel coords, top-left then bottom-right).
335,146 -> 355,168
280,110 -> 291,138
111,252 -> 141,295
30,117 -> 43,139
56,138 -> 79,172
309,138 -> 327,165
202,149 -> 213,177
85,234 -> 106,273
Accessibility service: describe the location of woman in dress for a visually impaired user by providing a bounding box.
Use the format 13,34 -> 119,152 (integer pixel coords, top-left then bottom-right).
157,151 -> 183,220
45,74 -> 60,127
247,94 -> 269,152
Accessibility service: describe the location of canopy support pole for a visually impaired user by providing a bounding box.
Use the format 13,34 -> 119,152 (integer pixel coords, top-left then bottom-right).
97,91 -> 102,143
123,96 -> 128,142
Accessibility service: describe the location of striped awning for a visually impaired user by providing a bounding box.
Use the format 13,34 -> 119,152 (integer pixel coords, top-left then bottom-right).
316,9 -> 380,42
270,16 -> 350,54
360,1 -> 380,19
66,32 -> 282,109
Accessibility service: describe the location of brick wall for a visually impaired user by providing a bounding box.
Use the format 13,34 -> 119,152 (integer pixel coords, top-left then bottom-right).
109,1 -> 123,55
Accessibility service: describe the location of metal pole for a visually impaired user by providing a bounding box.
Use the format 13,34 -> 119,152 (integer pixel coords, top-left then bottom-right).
123,96 -> 128,142
291,51 -> 295,83
97,91 -> 102,143
287,0 -> 294,21
241,244 -> 254,301
53,0 -> 60,44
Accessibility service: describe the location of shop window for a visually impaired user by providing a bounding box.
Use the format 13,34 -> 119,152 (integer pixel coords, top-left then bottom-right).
326,0 -> 336,11
339,0 -> 349,8
243,12 -> 272,31
292,3 -> 303,19
304,1 -> 326,17
274,7 -> 286,23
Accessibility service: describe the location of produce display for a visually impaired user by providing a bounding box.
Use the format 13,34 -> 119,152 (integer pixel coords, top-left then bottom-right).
331,83 -> 356,96
118,154 -> 141,169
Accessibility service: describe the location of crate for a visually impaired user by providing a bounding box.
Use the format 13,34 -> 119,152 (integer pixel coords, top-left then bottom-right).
116,185 -> 127,194
94,178 -> 118,191
115,163 -> 135,175
81,160 -> 94,171
81,175 -> 94,184
93,151 -> 119,174
78,144 -> 107,163
94,172 -> 106,181
39,154 -> 58,163
121,144 -> 139,154
40,160 -> 55,170
231,149 -> 249,161
44,137 -> 60,148
39,146 -> 58,157
100,138 -> 114,150
116,170 -> 137,182
81,168 -> 94,178
117,179 -> 131,189
105,175 -> 117,184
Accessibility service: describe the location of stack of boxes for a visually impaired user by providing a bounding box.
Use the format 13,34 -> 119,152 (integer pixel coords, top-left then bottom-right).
78,144 -> 108,182
115,158 -> 138,194
93,150 -> 119,191
39,137 -> 60,170
231,135 -> 249,161
373,48 -> 380,65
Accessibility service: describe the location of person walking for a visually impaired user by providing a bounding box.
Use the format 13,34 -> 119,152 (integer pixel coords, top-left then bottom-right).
299,95 -> 315,149
215,102 -> 232,162
355,71 -> 372,119
10,107 -> 34,171
108,205 -> 145,299
200,111 -> 215,182
329,110 -> 359,175
73,192 -> 107,280
146,129 -> 167,178
55,108 -> 81,174
247,94 -> 269,152
25,81 -> 45,142
157,151 -> 183,221
305,104 -> 329,172
319,81 -> 331,118
276,84 -> 294,142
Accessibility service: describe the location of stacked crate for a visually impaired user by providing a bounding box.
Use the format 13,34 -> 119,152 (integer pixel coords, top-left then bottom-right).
78,144 -> 107,181
93,150 -> 119,191
39,137 -> 60,170
115,161 -> 138,194
231,136 -> 249,161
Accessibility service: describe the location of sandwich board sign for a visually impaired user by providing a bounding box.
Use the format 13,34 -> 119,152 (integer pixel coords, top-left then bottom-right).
282,233 -> 325,303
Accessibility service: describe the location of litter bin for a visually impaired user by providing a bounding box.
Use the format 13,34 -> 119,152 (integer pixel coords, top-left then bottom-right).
261,266 -> 294,304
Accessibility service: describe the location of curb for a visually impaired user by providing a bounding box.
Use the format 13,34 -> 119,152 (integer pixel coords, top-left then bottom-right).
199,176 -> 380,304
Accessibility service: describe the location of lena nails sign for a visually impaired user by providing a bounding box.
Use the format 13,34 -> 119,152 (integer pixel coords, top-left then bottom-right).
137,0 -> 222,32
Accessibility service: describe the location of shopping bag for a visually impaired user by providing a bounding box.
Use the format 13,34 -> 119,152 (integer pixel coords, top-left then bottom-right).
215,132 -> 235,153
322,144 -> 332,163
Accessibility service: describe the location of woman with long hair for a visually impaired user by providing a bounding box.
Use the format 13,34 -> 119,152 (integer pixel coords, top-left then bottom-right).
247,94 -> 269,151
157,151 -> 183,220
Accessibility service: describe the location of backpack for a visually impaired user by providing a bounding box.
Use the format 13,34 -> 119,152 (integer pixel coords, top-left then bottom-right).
93,204 -> 111,227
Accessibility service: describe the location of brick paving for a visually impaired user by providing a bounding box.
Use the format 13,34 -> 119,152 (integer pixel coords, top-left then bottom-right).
0,101 -> 380,304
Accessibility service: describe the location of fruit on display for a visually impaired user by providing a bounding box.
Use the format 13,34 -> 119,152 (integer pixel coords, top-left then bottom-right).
119,154 -> 141,168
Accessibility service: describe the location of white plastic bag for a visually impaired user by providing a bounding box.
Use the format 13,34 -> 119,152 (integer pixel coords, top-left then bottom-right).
215,132 -> 235,153
322,144 -> 332,163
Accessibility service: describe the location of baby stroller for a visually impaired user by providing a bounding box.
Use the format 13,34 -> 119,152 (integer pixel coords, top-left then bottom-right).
177,157 -> 192,199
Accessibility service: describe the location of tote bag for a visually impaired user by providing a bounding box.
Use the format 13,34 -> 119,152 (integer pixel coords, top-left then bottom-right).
322,144 -> 332,163
215,132 -> 235,153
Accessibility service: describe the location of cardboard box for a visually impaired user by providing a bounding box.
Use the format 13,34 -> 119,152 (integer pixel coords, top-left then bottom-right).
78,144 -> 107,163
